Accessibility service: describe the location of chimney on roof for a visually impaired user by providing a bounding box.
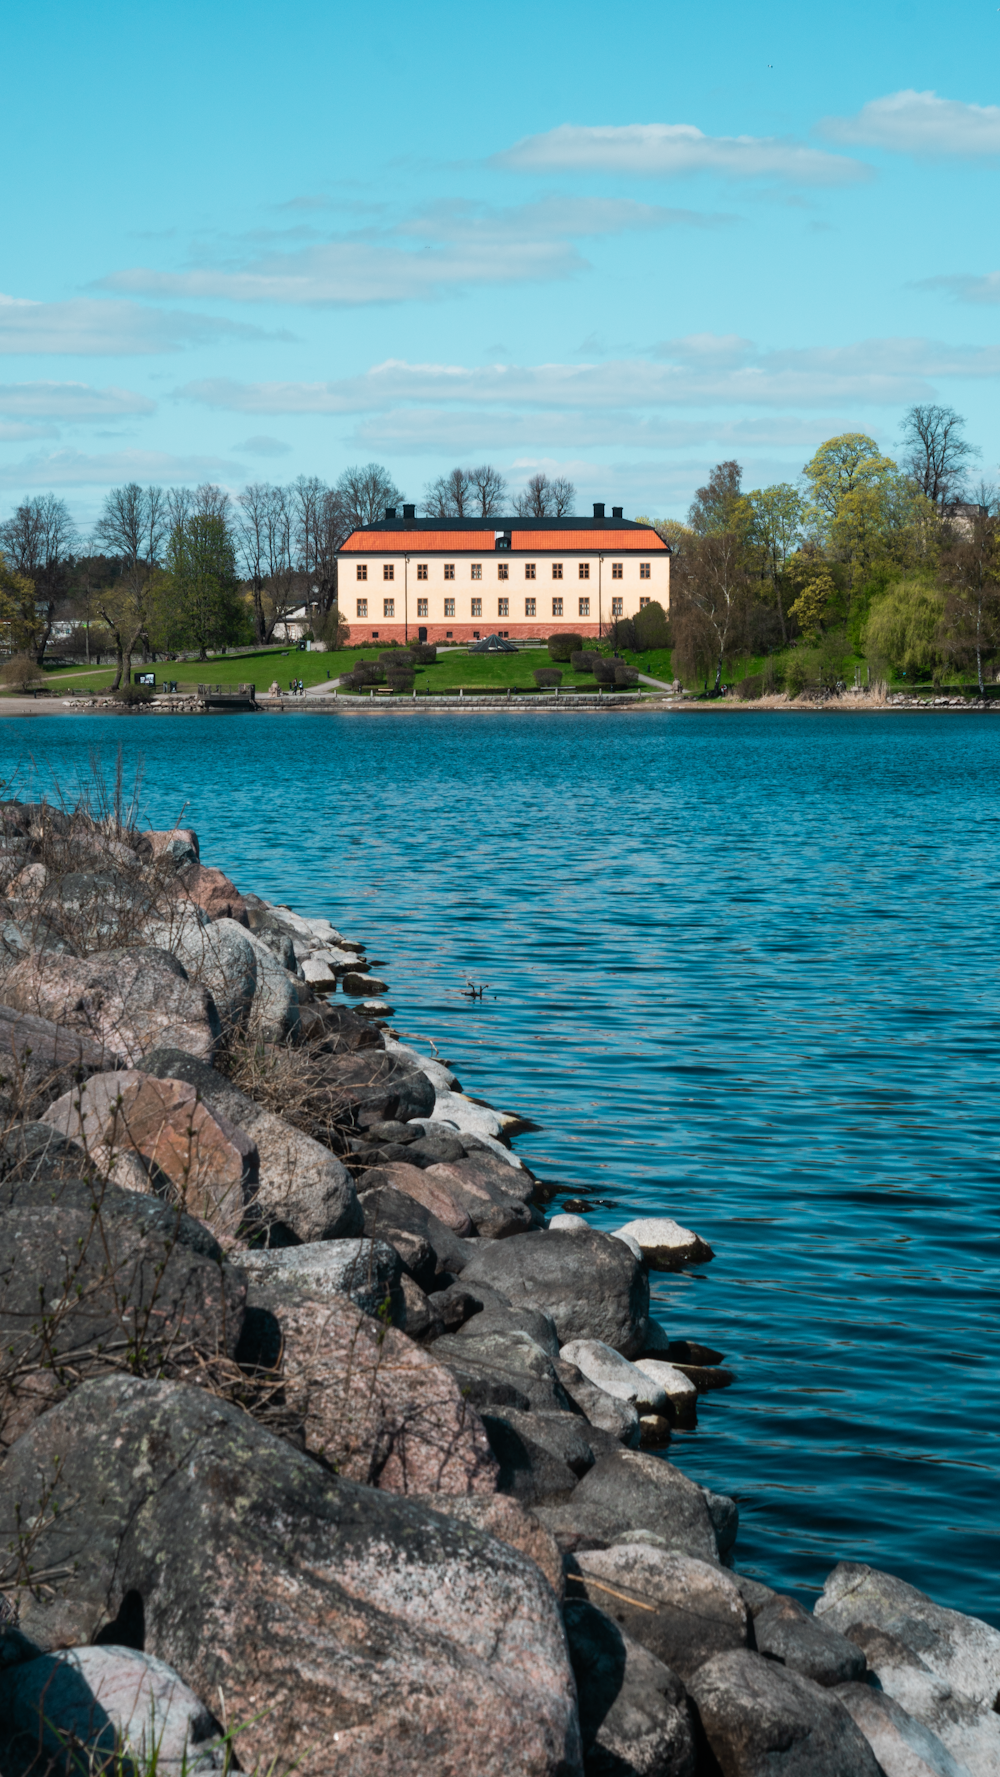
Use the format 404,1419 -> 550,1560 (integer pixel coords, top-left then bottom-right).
612,506 -> 623,519
402,504 -> 415,520
593,502 -> 605,520
384,506 -> 397,521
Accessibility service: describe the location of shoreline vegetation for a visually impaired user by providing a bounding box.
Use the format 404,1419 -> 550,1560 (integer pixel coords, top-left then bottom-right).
0,760 -> 997,1774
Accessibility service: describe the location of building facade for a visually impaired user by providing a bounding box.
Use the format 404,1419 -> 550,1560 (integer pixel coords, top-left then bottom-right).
337,504 -> 670,644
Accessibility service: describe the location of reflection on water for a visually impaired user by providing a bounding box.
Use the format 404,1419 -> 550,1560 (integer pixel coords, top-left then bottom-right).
6,709 -> 999,1623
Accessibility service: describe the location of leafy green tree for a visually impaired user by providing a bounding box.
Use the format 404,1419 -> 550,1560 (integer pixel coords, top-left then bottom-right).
863,576 -> 946,681
166,515 -> 247,659
687,461 -> 748,536
802,433 -> 935,586
672,531 -> 749,692
746,484 -> 803,642
938,505 -> 1000,695
0,550 -> 43,659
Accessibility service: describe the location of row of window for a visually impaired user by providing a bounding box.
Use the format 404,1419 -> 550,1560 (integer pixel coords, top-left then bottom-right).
357,562 -> 651,582
355,596 -> 637,619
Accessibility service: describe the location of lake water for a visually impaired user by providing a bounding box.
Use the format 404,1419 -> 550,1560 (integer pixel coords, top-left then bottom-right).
4,708 -> 999,1625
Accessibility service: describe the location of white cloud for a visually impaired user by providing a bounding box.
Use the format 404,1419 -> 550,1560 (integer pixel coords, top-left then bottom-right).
0,449 -> 244,489
0,422 -> 58,442
822,90 -> 1000,157
178,337 -> 1000,422
0,295 -> 282,355
495,122 -> 868,185
0,381 -> 154,420
100,197 -> 728,307
917,271 -> 1000,304
233,434 -> 293,457
349,409 -> 850,453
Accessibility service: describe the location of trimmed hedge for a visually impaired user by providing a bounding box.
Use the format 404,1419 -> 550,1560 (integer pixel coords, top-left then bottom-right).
410,643 -> 437,664
547,632 -> 584,662
614,665 -> 639,687
533,667 -> 563,688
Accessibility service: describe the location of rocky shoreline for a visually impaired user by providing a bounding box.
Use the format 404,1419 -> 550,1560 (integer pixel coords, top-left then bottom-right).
0,799 -> 996,1777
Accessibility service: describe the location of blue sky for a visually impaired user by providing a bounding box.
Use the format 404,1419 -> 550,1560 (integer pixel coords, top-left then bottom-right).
3,0 -> 1000,528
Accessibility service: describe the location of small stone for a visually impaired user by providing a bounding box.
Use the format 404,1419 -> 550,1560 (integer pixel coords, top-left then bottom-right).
639,1414 -> 672,1447
613,1216 -> 714,1270
547,1212 -> 589,1231
343,972 -> 390,995
560,1338 -> 668,1413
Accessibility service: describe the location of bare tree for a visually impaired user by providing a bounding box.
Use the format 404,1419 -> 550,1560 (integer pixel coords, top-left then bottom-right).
192,483 -> 231,522
939,489 -> 1000,695
512,472 -> 576,517
290,476 -> 349,616
422,468 -> 472,518
672,530 -> 749,693
0,495 -> 76,663
899,405 -> 979,508
336,463 -> 404,529
469,464 -> 508,517
93,484 -> 167,689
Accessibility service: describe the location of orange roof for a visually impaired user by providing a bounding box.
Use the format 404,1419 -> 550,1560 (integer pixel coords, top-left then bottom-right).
510,529 -> 667,551
341,529 -> 494,552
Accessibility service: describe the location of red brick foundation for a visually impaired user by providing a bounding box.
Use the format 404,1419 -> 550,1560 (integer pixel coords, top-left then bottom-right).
340,623 -> 604,647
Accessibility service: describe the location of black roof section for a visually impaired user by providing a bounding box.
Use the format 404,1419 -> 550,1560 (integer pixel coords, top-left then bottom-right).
360,503 -> 654,533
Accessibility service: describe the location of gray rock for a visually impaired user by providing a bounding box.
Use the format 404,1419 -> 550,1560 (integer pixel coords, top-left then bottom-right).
457,1286 -> 561,1357
238,1238 -> 402,1320
702,1488 -> 739,1558
3,1376 -> 581,1777
309,1048 -> 437,1127
732,1575 -> 780,1618
613,1218 -> 714,1271
169,915 -> 259,1031
560,1339 -> 668,1414
563,1599 -> 696,1777
837,1626 -> 1000,1776
754,1596 -> 867,1687
815,1563 -> 1000,1715
357,1177 -> 472,1280
480,1413 -> 581,1504
0,1645 -> 224,1776
460,1229 -> 650,1357
422,1160 -> 534,1239
568,1545 -> 748,1683
555,1362 -> 641,1447
834,1682 -> 974,1777
538,1449 -> 720,1562
142,1048 -> 362,1243
2,948 -> 221,1066
687,1648 -> 883,1775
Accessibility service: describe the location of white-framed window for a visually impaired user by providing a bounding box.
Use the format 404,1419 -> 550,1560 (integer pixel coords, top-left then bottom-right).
417,597 -> 428,616
356,598 -> 368,617
639,562 -> 651,580
498,597 -> 509,617
579,596 -> 590,617
498,562 -> 509,580
383,563 -> 394,580
471,597 -> 482,616
579,562 -> 590,579
611,596 -> 623,616
611,562 -> 623,580
525,563 -> 536,580
356,564 -> 367,580
639,596 -> 651,609
444,563 -> 455,580
417,563 -> 428,580
525,596 -> 536,616
383,597 -> 395,617
552,597 -> 563,616
552,562 -> 563,580
444,597 -> 455,616
471,563 -> 482,580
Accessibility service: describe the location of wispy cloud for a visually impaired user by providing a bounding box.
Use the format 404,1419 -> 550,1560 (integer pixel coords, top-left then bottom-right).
0,294 -> 282,355
99,197 -> 730,307
232,434 -> 293,457
348,409 -> 847,454
822,90 -> 1000,157
178,336 -> 1000,424
0,382 -> 154,419
0,449 -> 244,489
495,122 -> 868,185
916,271 -> 1000,305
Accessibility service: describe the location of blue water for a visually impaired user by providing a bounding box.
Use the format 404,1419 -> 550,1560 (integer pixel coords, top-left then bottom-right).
4,709 -> 999,1624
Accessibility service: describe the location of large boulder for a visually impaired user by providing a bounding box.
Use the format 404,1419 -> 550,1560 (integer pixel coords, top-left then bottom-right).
815,1563 -> 1000,1715
2,949 -> 221,1065
567,1545 -> 749,1683
834,1624 -> 1000,1775
356,1176 -> 472,1280
361,1161 -> 474,1234
239,1237 -> 402,1320
168,915 -> 259,1030
410,1493 -> 564,1597
0,1194 -> 245,1452
753,1596 -> 867,1688
421,1160 -> 533,1237
834,1682 -> 973,1777
3,1377 -> 580,1777
560,1338 -> 668,1413
534,1449 -> 720,1561
0,1003 -> 112,1117
0,1645 -> 224,1776
41,1070 -> 258,1245
242,1279 -> 498,1494
687,1649 -> 883,1776
563,1598 -> 697,1777
175,862 -> 249,923
306,1049 -> 437,1127
460,1229 -> 649,1356
142,1048 -> 362,1243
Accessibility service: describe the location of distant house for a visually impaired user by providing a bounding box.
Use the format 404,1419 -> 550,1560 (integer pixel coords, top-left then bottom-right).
335,503 -> 670,644
941,499 -> 989,536
273,602 -> 321,641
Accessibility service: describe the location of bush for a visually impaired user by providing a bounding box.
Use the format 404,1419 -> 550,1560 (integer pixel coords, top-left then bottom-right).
410,643 -> 437,664
783,653 -> 813,698
570,650 -> 599,673
382,649 -> 413,669
353,662 -> 386,685
633,600 -> 671,651
592,658 -> 620,685
1,654 -> 45,694
734,673 -> 764,701
606,618 -> 638,653
111,683 -> 154,705
614,665 -> 639,687
533,667 -> 563,688
547,632 -> 583,662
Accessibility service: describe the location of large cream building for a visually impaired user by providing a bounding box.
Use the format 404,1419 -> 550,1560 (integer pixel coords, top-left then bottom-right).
337,504 -> 670,645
